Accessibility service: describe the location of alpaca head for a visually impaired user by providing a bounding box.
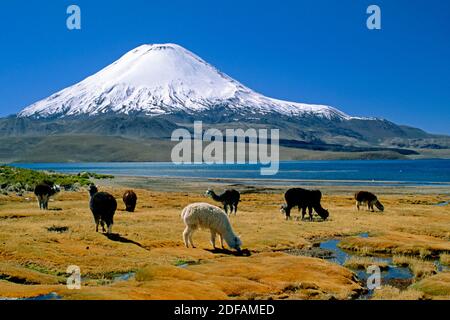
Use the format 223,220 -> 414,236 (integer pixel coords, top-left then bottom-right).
319,209 -> 329,220
375,201 -> 384,212
205,189 -> 214,197
52,185 -> 61,195
88,185 -> 98,197
228,235 -> 242,251
280,204 -> 287,215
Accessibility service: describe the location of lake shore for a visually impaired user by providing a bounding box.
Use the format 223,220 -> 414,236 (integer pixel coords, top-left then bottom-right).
100,175 -> 450,195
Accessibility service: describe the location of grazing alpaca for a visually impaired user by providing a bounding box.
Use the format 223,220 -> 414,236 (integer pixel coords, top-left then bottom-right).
89,185 -> 117,234
355,191 -> 384,212
34,183 -> 60,210
181,202 -> 242,251
280,188 -> 329,221
205,189 -> 240,215
123,190 -> 137,212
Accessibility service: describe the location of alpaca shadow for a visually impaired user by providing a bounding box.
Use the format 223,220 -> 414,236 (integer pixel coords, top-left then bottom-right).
205,248 -> 251,257
48,208 -> 63,211
103,233 -> 149,251
295,216 -> 329,223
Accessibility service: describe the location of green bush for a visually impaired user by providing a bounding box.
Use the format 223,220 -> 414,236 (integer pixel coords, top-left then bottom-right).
0,166 -> 114,192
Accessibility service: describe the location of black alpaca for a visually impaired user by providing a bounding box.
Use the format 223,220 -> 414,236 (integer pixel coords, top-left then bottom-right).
355,191 -> 384,212
89,185 -> 117,234
280,188 -> 329,221
123,190 -> 137,212
205,189 -> 240,215
34,182 -> 60,210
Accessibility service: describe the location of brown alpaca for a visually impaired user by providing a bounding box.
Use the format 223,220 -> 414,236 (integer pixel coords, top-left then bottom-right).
123,190 -> 137,212
355,191 -> 384,212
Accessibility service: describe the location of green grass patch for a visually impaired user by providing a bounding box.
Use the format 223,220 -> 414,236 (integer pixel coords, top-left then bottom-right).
0,165 -> 113,192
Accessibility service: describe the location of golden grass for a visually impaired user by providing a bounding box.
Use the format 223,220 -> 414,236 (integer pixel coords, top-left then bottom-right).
411,272 -> 450,299
392,256 -> 437,279
129,252 -> 362,300
343,257 -> 389,271
371,286 -> 425,300
0,186 -> 449,299
339,232 -> 450,257
440,254 -> 450,266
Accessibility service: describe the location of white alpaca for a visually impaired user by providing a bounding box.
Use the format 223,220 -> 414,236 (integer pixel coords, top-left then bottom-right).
181,203 -> 242,251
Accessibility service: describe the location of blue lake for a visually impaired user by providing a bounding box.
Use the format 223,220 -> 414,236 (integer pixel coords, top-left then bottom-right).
11,159 -> 450,187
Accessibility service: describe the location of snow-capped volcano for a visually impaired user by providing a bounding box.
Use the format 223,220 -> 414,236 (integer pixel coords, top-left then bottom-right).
19,43 -> 352,119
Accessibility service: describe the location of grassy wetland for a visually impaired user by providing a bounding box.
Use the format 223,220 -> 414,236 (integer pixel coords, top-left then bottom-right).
0,170 -> 449,300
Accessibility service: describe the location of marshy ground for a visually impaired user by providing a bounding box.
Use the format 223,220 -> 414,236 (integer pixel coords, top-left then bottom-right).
0,177 -> 449,300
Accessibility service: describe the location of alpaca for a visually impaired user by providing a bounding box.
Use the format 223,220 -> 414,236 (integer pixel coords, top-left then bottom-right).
280,188 -> 329,221
123,190 -> 137,212
205,189 -> 240,215
89,185 -> 117,234
181,202 -> 242,251
34,183 -> 60,210
355,191 -> 384,212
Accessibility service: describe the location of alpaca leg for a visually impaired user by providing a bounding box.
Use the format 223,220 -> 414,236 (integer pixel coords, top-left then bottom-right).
186,226 -> 196,248
183,227 -> 190,248
100,220 -> 106,233
95,218 -> 100,232
189,230 -> 195,248
210,230 -> 216,249
356,201 -> 360,211
224,204 -> 229,215
233,203 -> 238,215
43,195 -> 49,210
107,223 -> 113,234
285,206 -> 291,220
308,206 -> 313,221
301,207 -> 307,220
219,234 -> 224,249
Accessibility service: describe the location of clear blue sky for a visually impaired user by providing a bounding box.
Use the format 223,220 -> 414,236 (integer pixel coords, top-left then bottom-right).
0,0 -> 449,134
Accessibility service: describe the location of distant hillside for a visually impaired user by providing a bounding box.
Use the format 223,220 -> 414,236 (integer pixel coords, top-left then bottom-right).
0,134 -> 448,164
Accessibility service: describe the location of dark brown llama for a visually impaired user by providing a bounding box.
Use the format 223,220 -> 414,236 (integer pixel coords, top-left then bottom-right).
280,188 -> 329,221
205,189 -> 240,215
355,191 -> 384,212
123,190 -> 137,212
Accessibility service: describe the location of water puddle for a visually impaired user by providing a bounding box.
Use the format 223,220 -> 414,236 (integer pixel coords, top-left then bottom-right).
318,235 -> 414,297
81,271 -> 136,284
0,292 -> 62,301
436,200 -> 450,207
23,292 -> 62,300
0,272 -> 135,301
284,233 -> 428,299
112,272 -> 135,282
435,260 -> 450,273
176,260 -> 202,269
